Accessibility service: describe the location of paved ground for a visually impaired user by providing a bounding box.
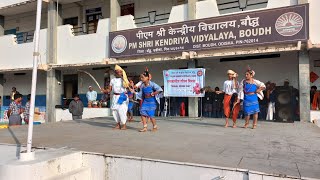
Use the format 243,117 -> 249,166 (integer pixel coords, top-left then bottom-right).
0,117 -> 320,179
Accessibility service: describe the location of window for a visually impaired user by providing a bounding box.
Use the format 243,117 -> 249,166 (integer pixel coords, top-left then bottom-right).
121,3 -> 134,16
63,17 -> 79,26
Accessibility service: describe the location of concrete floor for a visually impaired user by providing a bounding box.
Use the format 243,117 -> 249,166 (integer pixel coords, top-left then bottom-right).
0,117 -> 320,179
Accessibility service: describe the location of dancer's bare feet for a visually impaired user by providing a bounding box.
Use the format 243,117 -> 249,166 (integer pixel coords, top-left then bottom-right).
232,124 -> 237,128
151,125 -> 158,132
224,122 -> 229,128
139,125 -> 147,132
113,123 -> 121,130
243,121 -> 249,129
121,124 -> 127,130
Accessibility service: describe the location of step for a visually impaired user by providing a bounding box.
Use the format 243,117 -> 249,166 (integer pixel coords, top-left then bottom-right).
0,148 -> 83,180
45,167 -> 91,180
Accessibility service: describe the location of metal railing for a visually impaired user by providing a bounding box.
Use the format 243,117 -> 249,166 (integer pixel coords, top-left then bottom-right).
14,32 -> 34,44
134,11 -> 170,26
71,22 -> 98,36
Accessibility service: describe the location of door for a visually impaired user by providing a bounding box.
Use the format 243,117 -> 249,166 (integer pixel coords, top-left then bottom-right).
63,75 -> 78,99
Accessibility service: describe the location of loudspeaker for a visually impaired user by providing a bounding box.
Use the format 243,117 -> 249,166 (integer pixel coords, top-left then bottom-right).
275,86 -> 294,123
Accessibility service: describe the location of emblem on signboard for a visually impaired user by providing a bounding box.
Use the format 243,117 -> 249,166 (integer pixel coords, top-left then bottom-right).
111,35 -> 127,54
275,12 -> 303,37
197,70 -> 203,76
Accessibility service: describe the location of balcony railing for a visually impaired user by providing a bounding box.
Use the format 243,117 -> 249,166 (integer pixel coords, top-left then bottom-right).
71,22 -> 99,36
14,31 -> 34,44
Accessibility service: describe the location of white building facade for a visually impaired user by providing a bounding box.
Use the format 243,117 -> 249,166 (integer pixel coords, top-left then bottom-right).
0,0 -> 319,123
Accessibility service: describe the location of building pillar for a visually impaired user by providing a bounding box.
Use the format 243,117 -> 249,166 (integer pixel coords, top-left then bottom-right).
188,0 -> 197,20
0,15 -> 4,36
46,70 -> 62,123
46,1 -> 62,123
110,0 -> 120,32
187,0 -> 198,118
0,74 -> 4,107
299,50 -> 310,122
188,60 -> 199,118
103,0 -> 111,19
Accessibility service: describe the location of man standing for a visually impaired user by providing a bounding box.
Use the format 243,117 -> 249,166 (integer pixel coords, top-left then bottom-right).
101,65 -> 129,130
69,94 -> 84,120
7,93 -> 23,126
86,86 -> 97,108
10,87 -> 20,101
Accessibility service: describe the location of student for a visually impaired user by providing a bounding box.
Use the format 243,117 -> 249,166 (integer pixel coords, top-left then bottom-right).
7,93 -> 23,126
218,70 -> 240,128
138,70 -> 163,132
238,67 -> 266,129
24,94 -> 41,124
101,65 -> 129,130
69,94 -> 84,120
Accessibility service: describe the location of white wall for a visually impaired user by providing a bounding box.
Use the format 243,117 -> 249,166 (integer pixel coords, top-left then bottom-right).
4,11 -> 48,33
57,18 -> 109,65
0,0 -> 32,8
133,0 -> 174,27
309,0 -> 320,45
0,29 -> 47,70
2,71 -> 47,96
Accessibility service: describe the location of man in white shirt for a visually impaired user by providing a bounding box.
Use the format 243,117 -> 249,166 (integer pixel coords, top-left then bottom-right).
218,70 -> 240,128
86,86 -> 97,108
101,65 -> 129,130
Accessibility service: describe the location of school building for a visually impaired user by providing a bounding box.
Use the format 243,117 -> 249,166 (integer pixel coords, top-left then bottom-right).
0,0 -> 319,123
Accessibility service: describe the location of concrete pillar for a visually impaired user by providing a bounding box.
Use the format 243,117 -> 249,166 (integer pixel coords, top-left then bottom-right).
299,51 -> 310,122
46,70 -> 62,123
188,0 -> 197,20
46,1 -> 62,123
187,0 -> 198,118
0,74 -> 4,107
188,60 -> 199,118
0,15 -> 4,36
110,0 -> 120,32
47,0 -> 62,64
103,0 -> 111,19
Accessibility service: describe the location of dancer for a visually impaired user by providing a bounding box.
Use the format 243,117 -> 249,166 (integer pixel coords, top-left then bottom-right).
101,65 -> 129,130
127,79 -> 135,122
219,70 -> 240,128
238,67 -> 266,129
138,70 -> 163,132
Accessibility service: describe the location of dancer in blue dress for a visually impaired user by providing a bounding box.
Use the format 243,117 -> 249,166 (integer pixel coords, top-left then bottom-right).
138,70 -> 163,132
238,67 -> 266,129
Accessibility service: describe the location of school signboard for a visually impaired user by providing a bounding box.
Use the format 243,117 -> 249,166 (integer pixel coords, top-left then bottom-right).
109,4 -> 308,58
163,68 -> 205,97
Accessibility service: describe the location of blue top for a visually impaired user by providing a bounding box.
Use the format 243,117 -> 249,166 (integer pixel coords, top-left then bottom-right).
137,81 -> 163,103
